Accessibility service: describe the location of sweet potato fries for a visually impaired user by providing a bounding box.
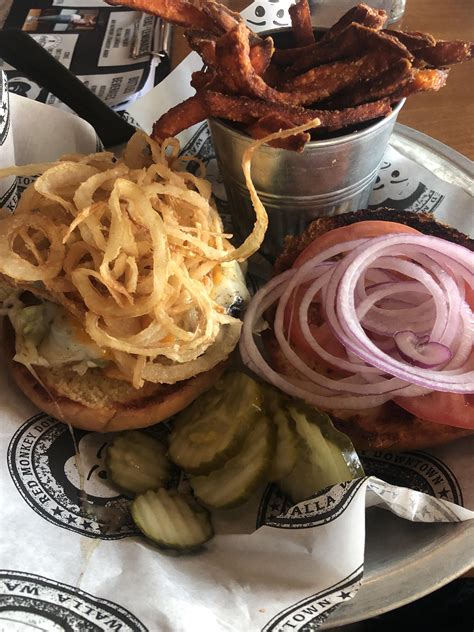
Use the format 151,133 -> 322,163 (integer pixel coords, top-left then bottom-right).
108,0 -> 473,151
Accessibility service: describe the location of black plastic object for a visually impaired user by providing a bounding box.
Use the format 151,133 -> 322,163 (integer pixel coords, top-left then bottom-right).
0,29 -> 137,147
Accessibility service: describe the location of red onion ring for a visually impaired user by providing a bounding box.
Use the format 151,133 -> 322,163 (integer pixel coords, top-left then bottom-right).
241,233 -> 474,410
356,281 -> 434,335
332,235 -> 473,390
393,330 -> 452,368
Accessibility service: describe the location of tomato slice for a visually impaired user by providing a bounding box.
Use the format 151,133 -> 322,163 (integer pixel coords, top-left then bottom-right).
283,285 -> 347,370
288,220 -> 473,429
394,391 -> 474,429
293,220 -> 420,267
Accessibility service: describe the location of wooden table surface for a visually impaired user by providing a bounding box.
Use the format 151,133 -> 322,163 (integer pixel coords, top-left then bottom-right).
395,0 -> 474,160
171,0 -> 474,160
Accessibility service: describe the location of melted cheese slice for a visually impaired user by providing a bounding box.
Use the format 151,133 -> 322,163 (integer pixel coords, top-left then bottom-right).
4,260 -> 249,371
211,261 -> 249,315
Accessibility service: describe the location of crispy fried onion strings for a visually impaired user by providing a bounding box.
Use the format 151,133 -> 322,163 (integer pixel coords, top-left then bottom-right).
0,131 -> 276,387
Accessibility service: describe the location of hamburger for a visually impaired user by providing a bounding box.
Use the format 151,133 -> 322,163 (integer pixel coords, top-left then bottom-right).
3,318 -> 230,433
0,131 -> 266,432
241,209 -> 473,450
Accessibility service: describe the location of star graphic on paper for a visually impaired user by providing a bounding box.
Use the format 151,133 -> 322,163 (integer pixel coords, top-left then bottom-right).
338,591 -> 352,600
270,502 -> 282,513
52,507 -> 63,518
66,514 -> 78,524
439,488 -> 450,500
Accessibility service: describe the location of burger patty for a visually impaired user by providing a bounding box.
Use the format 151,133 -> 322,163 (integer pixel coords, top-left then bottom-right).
274,208 -> 473,273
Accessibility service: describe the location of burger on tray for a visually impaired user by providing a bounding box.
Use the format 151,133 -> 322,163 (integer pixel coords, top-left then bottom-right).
241,209 -> 473,452
0,132 -> 266,432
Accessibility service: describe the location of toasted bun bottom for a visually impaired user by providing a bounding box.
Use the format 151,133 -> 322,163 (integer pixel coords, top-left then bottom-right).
269,209 -> 473,451
5,324 -> 225,432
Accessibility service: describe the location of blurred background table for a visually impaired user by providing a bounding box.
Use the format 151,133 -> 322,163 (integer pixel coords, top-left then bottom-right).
395,0 -> 473,161
170,0 -> 474,160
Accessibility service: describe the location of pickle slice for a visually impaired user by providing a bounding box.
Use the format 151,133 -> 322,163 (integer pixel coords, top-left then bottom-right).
106,431 -> 170,495
168,371 -> 264,475
268,409 -> 299,482
278,406 -> 364,504
132,488 -> 213,550
189,416 -> 275,509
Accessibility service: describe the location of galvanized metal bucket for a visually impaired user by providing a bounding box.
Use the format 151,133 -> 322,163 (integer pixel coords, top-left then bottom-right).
209,100 -> 404,260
